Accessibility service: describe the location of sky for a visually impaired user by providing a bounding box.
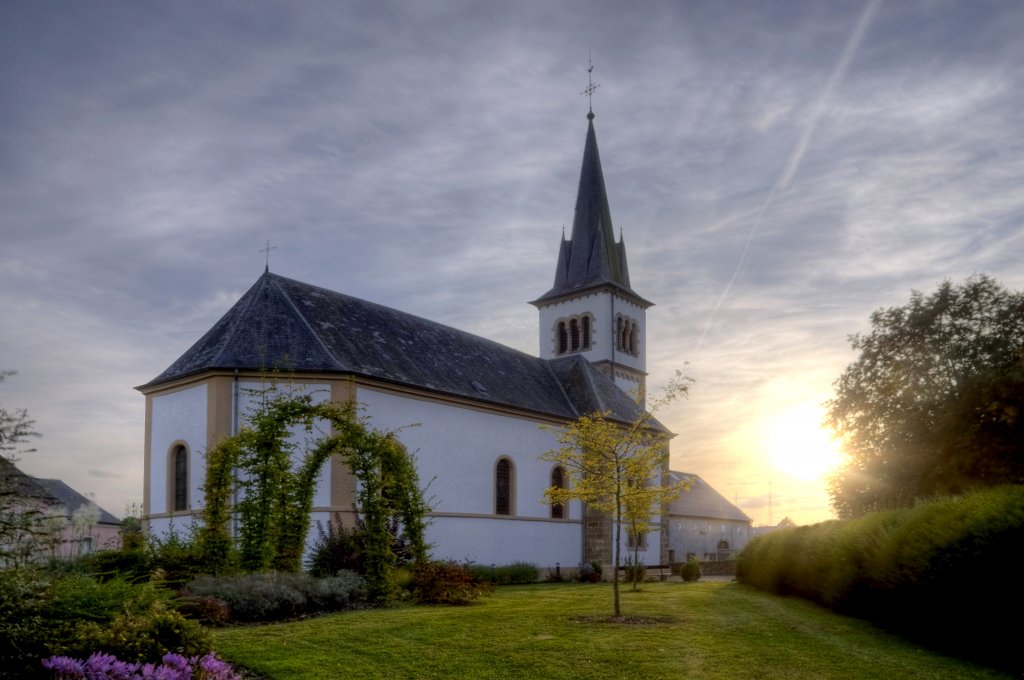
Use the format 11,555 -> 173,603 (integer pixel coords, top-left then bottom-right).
2,0 -> 1023,527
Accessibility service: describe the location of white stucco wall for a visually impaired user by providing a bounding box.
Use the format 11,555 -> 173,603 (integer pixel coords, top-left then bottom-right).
149,383 -> 208,516
357,387 -> 584,567
235,381 -> 333,508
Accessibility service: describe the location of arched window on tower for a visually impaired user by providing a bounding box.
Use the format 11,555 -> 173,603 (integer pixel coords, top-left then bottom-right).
629,322 -> 639,356
550,466 -> 567,519
495,458 -> 514,516
582,316 -> 591,349
616,316 -> 625,351
557,322 -> 568,354
172,445 -> 188,512
570,318 -> 580,351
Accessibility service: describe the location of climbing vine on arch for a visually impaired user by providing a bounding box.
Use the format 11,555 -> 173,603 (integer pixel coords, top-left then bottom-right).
196,386 -> 428,602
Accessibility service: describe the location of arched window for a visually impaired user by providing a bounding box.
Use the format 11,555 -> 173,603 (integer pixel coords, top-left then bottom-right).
569,318 -> 580,351
172,445 -> 188,512
495,458 -> 514,516
581,316 -> 591,349
550,466 -> 567,519
627,529 -> 647,550
620,319 -> 629,352
557,322 -> 568,354
616,316 -> 624,351
629,323 -> 639,356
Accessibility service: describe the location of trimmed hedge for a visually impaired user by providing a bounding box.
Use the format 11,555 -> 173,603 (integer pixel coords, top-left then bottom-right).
737,485 -> 1024,671
466,562 -> 539,585
185,571 -> 366,623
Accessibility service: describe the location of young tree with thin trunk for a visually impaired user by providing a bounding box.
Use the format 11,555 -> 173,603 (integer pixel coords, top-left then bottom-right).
541,371 -> 692,617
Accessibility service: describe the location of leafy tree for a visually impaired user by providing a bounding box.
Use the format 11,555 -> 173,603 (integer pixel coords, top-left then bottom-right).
1,370 -> 50,567
541,371 -> 692,617
827,275 -> 1024,518
0,370 -> 38,461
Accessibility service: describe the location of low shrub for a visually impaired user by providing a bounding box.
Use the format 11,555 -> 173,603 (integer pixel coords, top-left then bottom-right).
48,574 -> 166,623
82,548 -> 153,583
315,569 -> 367,609
149,530 -> 209,587
306,514 -> 364,577
176,594 -> 231,626
305,512 -> 421,580
0,568 -> 52,677
185,571 -> 366,623
467,562 -> 538,585
411,561 -> 493,605
679,557 -> 701,582
63,601 -> 211,663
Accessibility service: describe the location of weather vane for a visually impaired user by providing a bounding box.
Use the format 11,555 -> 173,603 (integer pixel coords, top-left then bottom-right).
260,240 -> 277,273
580,53 -> 600,116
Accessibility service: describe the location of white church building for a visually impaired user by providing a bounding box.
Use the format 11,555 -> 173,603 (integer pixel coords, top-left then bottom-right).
139,109 -> 678,571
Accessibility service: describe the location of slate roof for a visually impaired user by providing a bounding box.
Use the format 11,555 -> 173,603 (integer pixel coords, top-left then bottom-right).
1,459 -> 120,525
668,471 -> 752,523
533,114 -> 651,308
142,272 -> 666,430
34,478 -> 121,525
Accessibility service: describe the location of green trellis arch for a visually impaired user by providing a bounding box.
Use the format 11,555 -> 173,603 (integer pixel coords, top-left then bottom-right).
196,390 -> 427,603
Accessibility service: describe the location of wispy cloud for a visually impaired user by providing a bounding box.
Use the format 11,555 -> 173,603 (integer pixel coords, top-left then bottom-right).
2,0 -> 1022,524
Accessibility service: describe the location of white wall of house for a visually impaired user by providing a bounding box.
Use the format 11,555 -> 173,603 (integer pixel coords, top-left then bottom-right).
357,386 -> 584,567
668,516 -> 751,562
149,383 -> 208,516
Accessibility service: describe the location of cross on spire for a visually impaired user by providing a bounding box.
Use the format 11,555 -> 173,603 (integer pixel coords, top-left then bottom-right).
259,240 -> 277,273
580,53 -> 600,118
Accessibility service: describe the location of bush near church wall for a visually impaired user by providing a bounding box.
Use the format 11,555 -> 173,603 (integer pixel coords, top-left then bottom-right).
467,562 -> 539,585
736,485 -> 1024,672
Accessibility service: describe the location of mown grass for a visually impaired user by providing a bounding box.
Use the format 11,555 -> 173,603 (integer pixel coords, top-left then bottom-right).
213,582 -> 1010,679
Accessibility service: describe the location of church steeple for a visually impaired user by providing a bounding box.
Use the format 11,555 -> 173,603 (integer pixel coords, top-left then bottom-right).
533,114 -> 649,307
532,103 -> 652,397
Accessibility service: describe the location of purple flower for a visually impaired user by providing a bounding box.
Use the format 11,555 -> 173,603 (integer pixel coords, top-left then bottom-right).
42,655 -> 85,678
82,652 -> 140,680
196,654 -> 241,680
43,650 -> 238,680
160,653 -> 190,672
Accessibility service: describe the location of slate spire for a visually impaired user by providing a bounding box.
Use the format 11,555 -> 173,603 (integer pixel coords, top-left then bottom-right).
533,112 -> 646,306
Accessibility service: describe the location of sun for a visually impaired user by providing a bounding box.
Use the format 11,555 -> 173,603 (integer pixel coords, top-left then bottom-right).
763,403 -> 843,482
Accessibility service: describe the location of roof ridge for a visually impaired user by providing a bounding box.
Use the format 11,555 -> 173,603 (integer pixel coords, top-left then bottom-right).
270,273 -> 551,366
206,276 -> 265,369
542,357 -> 581,419
266,274 -> 345,371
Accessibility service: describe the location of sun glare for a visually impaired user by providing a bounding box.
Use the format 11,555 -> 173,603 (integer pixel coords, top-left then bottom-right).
763,403 -> 843,482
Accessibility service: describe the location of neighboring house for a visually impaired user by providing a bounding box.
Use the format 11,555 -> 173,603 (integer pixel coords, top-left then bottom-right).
1,459 -> 120,564
751,516 -> 798,538
139,108 -> 673,571
667,471 -> 752,562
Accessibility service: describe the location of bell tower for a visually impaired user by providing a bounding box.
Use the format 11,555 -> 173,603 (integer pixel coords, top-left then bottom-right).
531,106 -> 652,398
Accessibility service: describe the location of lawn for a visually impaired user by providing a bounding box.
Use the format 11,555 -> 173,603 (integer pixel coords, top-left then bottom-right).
213,581 -> 1009,679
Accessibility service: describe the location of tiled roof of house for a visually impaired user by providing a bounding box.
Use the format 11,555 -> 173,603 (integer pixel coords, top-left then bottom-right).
141,272 -> 666,430
34,478 -> 120,525
1,459 -> 120,525
668,471 -> 752,523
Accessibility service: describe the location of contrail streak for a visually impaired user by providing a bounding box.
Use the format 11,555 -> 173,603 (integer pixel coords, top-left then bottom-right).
697,0 -> 883,349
